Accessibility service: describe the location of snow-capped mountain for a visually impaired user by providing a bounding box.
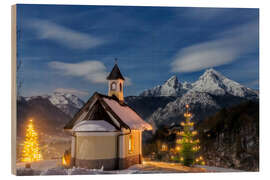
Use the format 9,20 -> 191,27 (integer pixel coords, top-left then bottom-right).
139,68 -> 258,128
191,68 -> 258,98
25,92 -> 84,117
148,91 -> 221,128
140,68 -> 258,99
140,75 -> 191,97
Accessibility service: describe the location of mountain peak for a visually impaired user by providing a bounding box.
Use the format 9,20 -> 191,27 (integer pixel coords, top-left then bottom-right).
139,75 -> 190,97
167,75 -> 178,81
205,68 -> 217,73
192,68 -> 257,97
165,75 -> 179,87
200,68 -> 224,80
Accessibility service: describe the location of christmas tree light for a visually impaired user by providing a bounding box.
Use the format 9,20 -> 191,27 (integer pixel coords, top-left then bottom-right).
21,119 -> 43,164
175,104 -> 205,166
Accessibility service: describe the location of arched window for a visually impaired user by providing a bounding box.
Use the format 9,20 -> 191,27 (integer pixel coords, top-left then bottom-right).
119,83 -> 122,92
111,82 -> 116,90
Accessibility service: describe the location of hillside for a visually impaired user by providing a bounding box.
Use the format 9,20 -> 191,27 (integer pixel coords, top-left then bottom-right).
125,96 -> 176,119
17,97 -> 72,160
142,101 -> 259,171
17,97 -> 72,137
198,101 -> 259,171
25,91 -> 84,117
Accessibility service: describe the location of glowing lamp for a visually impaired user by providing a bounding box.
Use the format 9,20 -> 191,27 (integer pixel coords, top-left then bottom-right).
62,156 -> 67,166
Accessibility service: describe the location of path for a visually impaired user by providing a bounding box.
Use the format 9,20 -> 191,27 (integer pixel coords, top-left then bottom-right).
134,161 -> 207,173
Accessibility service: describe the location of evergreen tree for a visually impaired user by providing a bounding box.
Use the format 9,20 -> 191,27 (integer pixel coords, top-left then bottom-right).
21,119 -> 43,163
175,104 -> 205,166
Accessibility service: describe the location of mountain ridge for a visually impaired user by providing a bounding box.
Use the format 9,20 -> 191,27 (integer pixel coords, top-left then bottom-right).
140,75 -> 191,97
25,91 -> 85,117
140,68 -> 258,99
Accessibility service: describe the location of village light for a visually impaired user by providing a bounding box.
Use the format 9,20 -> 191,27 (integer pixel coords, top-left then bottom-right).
161,144 -> 168,151
184,113 -> 191,118
62,149 -> 71,167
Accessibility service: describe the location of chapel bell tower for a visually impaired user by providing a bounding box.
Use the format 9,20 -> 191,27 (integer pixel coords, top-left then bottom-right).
107,60 -> 125,101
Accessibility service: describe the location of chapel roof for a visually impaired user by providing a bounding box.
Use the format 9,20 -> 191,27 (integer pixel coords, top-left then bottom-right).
106,63 -> 125,80
64,92 -> 152,131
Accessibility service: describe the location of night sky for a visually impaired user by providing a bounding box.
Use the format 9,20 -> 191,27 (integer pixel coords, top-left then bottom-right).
17,4 -> 259,100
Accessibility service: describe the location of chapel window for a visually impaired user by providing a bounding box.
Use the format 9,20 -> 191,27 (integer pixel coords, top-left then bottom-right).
128,135 -> 134,153
111,82 -> 116,91
120,83 -> 122,92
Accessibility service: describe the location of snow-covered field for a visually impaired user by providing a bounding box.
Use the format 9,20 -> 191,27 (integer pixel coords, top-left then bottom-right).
195,165 -> 243,172
16,160 -> 243,176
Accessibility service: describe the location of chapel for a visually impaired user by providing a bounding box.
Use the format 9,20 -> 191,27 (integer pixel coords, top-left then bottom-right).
64,62 -> 152,170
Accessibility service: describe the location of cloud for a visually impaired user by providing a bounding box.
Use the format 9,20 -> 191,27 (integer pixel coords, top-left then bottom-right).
26,19 -> 105,49
49,60 -> 132,85
171,22 -> 259,73
54,88 -> 89,97
49,60 -> 107,83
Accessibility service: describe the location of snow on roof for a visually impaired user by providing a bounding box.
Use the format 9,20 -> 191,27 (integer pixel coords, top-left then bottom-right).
102,98 -> 152,130
72,120 -> 117,132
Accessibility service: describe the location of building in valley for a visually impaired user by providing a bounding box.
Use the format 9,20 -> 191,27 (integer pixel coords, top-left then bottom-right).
64,63 -> 152,170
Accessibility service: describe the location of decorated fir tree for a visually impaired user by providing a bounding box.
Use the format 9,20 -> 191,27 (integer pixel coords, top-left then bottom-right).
21,119 -> 43,165
175,104 -> 205,166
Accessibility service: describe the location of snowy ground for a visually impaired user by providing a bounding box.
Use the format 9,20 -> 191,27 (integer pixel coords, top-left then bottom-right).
195,165 -> 243,172
16,160 -> 243,176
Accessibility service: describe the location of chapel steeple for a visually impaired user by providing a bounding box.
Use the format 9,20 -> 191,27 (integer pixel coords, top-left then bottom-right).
107,59 -> 125,101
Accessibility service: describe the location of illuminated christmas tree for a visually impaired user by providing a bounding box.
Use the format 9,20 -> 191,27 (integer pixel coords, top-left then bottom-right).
21,119 -> 43,164
175,104 -> 205,166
